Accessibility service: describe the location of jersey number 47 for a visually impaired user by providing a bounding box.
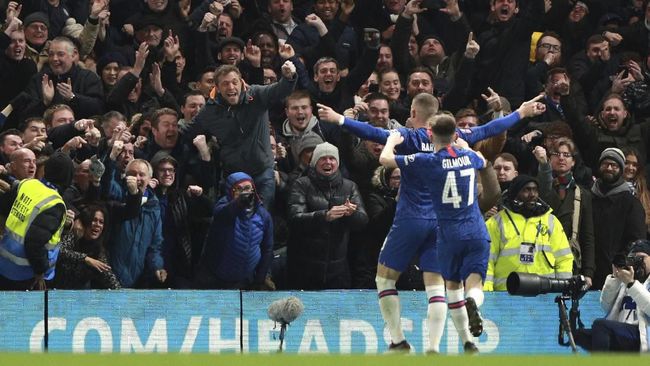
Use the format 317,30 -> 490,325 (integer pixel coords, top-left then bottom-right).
442,168 -> 475,208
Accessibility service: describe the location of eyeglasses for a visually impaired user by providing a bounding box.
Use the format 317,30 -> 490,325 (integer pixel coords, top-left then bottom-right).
550,152 -> 573,158
539,43 -> 561,52
157,168 -> 175,174
600,161 -> 620,169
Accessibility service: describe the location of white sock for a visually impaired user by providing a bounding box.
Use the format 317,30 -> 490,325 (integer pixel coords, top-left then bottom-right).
447,288 -> 473,344
466,287 -> 485,307
425,285 -> 446,353
376,276 -> 404,344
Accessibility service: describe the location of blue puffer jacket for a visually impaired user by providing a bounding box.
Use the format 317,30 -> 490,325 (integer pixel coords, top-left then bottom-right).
200,172 -> 273,284
109,189 -> 164,287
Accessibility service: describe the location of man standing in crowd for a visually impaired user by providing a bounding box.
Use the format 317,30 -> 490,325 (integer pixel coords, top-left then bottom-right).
109,159 -> 166,288
287,142 -> 367,289
591,148 -> 646,289
187,60 -> 297,207
23,37 -> 104,119
0,152 -> 73,290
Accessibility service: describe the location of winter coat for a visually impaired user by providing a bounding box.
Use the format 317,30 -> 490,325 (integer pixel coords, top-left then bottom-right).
199,172 -> 273,286
0,33 -> 37,115
157,188 -> 212,284
568,112 -> 650,170
186,75 -> 296,177
287,169 -> 368,289
23,64 -> 104,119
537,163 -> 595,279
591,181 -> 647,289
108,190 -> 164,287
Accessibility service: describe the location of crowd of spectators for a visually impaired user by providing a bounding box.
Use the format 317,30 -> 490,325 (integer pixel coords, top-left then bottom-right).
0,0 -> 649,291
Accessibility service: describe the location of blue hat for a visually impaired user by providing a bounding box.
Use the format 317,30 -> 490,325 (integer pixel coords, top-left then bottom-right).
225,172 -> 255,199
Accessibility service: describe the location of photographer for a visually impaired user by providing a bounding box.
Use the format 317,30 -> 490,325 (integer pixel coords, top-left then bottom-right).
575,240 -> 650,352
195,172 -> 274,290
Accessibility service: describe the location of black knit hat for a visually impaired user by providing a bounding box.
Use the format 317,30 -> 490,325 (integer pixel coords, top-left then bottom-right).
96,52 -> 128,74
506,174 -> 538,201
133,14 -> 165,31
44,152 -> 74,189
417,33 -> 446,52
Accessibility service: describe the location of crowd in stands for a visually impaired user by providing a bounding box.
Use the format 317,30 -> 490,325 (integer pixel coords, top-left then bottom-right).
0,0 -> 649,291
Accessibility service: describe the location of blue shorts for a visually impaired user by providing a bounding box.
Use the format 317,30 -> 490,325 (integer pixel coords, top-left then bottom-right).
437,231 -> 490,282
378,218 -> 439,273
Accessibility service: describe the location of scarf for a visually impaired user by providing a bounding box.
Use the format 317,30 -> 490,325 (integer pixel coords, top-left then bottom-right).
553,172 -> 575,200
591,178 -> 631,198
308,168 -> 342,192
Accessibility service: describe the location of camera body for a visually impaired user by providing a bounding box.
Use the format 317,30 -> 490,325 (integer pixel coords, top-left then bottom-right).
237,191 -> 256,210
612,253 -> 643,268
422,0 -> 446,10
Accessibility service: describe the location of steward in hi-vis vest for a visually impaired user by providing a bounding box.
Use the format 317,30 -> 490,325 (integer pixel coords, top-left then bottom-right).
0,152 -> 74,290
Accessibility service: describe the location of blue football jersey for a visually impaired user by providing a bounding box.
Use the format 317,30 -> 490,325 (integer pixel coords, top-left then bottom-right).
392,127 -> 436,220
341,111 -> 521,221
397,146 -> 490,240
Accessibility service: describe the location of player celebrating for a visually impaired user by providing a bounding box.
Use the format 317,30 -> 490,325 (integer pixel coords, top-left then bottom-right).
317,93 -> 546,353
380,114 -> 487,352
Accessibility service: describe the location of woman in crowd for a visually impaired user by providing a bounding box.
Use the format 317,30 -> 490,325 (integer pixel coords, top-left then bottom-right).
623,147 -> 650,235
55,204 -> 120,289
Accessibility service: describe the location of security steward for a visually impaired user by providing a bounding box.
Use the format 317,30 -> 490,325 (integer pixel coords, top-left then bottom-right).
0,152 -> 74,290
484,175 -> 574,291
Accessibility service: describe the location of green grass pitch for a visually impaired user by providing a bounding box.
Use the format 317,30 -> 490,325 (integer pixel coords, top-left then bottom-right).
0,354 -> 647,366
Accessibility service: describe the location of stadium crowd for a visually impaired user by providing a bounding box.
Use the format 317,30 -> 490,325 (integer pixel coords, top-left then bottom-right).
0,0 -> 648,292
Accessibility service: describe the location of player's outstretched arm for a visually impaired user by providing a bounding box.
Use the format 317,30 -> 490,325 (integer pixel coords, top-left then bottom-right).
463,92 -> 546,145
317,103 -> 390,144
379,131 -> 404,168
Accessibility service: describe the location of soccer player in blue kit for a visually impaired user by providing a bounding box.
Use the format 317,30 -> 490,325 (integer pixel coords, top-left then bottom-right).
381,115 -> 488,352
317,93 -> 545,353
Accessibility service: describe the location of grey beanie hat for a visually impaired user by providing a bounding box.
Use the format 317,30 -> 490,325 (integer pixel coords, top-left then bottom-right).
297,133 -> 324,156
310,142 -> 339,168
24,12 -> 50,29
599,147 -> 625,169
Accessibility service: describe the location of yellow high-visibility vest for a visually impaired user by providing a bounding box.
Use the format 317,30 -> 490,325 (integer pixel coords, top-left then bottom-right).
0,179 -> 65,281
484,208 -> 574,291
